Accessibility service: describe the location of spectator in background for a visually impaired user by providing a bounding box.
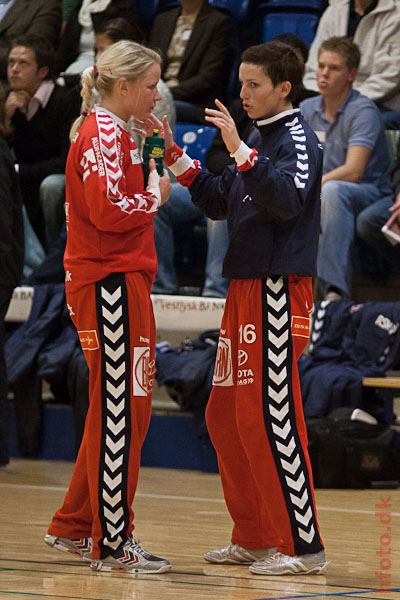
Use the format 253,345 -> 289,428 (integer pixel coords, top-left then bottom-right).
149,0 -> 235,124
5,36 -> 81,250
95,17 -> 176,139
0,81 -> 24,467
300,36 -> 392,300
0,0 -> 61,80
303,0 -> 400,128
56,0 -> 140,76
356,134 -> 400,277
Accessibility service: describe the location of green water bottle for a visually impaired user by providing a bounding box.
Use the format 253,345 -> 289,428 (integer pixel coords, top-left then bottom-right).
142,129 -> 165,181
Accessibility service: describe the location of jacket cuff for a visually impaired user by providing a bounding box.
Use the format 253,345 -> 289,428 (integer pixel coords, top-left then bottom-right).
230,141 -> 258,171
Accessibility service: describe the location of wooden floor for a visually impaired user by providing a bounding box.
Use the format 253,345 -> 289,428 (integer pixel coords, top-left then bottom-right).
0,459 -> 399,600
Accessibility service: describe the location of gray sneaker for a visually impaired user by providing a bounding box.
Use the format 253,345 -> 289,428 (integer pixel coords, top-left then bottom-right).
44,534 -> 93,561
204,543 -> 276,565
90,537 -> 171,574
249,550 -> 328,575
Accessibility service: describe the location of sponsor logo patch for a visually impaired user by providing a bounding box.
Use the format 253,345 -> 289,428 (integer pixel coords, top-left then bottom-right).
133,346 -> 155,396
213,337 -> 233,386
79,330 -> 99,350
291,315 -> 310,338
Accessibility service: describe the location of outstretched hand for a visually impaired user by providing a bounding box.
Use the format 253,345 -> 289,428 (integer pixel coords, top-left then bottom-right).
131,114 -> 174,151
204,99 -> 241,155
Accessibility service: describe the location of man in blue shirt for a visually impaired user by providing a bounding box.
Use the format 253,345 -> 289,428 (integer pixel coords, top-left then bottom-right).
300,36 -> 392,300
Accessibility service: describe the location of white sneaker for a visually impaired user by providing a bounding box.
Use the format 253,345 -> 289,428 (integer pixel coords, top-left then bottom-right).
249,550 -> 328,575
90,537 -> 171,574
204,543 -> 276,565
44,534 -> 93,561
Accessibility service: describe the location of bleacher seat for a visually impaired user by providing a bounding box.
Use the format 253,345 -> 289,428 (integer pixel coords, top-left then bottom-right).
137,0 -> 160,22
264,0 -> 322,9
262,12 -> 319,47
174,124 -> 217,167
208,0 -> 250,20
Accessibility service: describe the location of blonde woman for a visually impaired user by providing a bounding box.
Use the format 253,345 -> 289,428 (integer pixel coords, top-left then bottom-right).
44,40 -> 171,574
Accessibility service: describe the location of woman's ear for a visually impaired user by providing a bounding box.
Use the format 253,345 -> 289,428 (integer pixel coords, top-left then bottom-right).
280,80 -> 292,99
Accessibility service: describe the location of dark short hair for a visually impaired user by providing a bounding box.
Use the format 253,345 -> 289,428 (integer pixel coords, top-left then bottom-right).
95,17 -> 146,45
8,35 -> 56,79
241,41 -> 303,102
318,36 -> 360,70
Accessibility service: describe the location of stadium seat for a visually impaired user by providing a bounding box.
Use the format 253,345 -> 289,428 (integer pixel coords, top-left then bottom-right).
264,0 -> 322,9
208,0 -> 250,20
174,124 -> 217,167
262,12 -> 319,47
137,0 -> 160,22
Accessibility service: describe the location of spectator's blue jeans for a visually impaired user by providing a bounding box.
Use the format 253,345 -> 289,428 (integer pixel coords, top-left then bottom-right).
318,180 -> 389,298
39,174 -> 66,249
153,182 -> 230,297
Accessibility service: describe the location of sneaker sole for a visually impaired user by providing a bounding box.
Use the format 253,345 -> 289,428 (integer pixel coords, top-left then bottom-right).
204,555 -> 252,565
90,559 -> 171,574
249,562 -> 328,576
44,534 -> 92,562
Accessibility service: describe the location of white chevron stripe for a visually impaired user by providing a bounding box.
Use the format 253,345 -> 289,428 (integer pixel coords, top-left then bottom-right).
295,506 -> 313,527
269,402 -> 289,421
106,434 -> 125,454
281,453 -> 301,475
268,347 -> 287,367
102,305 -> 122,325
105,453 -> 123,472
268,330 -> 289,348
296,161 -> 308,171
292,135 -> 306,141
298,524 -> 315,544
295,144 -> 306,151
268,312 -> 288,329
104,506 -> 124,524
100,132 -> 116,144
276,436 -> 296,457
107,415 -> 125,436
294,176 -> 306,189
103,535 -> 122,549
285,117 -> 299,127
103,489 -> 122,507
267,294 -> 286,312
271,419 -> 291,439
297,153 -> 308,160
106,380 -> 125,399
285,471 -> 305,492
268,365 -> 287,385
101,287 -> 121,305
317,309 -> 325,319
296,172 -> 309,179
105,342 -> 125,362
314,320 -> 323,331
106,362 -> 126,380
107,398 -> 125,417
104,323 -> 124,343
267,279 -> 283,294
104,471 -> 122,491
290,489 -> 309,510
106,522 -> 125,537
289,123 -> 302,131
269,384 -> 288,404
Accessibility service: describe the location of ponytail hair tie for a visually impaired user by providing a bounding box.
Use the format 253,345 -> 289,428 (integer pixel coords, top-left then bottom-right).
81,110 -> 88,118
93,64 -> 99,80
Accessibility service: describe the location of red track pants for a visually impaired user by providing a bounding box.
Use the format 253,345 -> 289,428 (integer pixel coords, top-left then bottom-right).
48,271 -> 155,560
206,275 -> 324,556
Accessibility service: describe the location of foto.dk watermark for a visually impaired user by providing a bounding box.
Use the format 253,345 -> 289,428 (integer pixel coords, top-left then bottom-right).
375,495 -> 392,590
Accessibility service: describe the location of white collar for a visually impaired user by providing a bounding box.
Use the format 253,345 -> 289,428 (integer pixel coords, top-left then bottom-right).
95,105 -> 128,130
256,108 -> 300,127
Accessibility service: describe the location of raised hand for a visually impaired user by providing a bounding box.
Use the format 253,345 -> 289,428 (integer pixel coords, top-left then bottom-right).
204,99 -> 241,154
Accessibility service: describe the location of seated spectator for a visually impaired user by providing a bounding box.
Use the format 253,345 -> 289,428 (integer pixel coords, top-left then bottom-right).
303,0 -> 400,127
56,0 -> 141,76
5,35 -> 81,250
300,36 -> 392,300
356,133 -> 400,276
95,17 -> 176,139
0,0 -> 61,80
149,0 -> 235,124
0,81 -> 24,467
